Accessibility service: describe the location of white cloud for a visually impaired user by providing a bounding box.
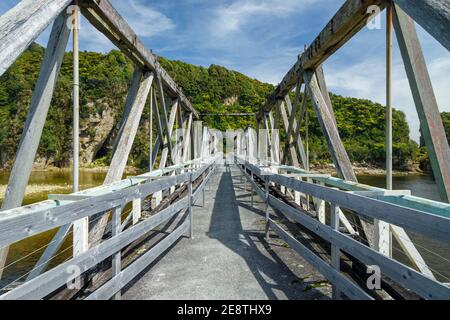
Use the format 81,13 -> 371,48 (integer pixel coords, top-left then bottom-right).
111,0 -> 174,38
212,0 -> 322,38
325,54 -> 450,142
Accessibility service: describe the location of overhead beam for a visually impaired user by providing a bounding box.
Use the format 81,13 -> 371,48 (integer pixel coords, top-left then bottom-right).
79,0 -> 198,118
258,0 -> 387,119
393,4 -> 450,203
0,0 -> 72,76
393,0 -> 450,52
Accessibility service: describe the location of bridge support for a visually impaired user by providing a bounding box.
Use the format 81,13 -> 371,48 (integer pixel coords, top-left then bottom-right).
90,69 -> 154,248
393,3 -> 450,203
0,11 -> 71,277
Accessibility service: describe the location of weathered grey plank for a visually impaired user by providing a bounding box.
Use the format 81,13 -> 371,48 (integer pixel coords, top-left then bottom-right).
0,197 -> 189,300
89,71 -> 153,248
393,4 -> 450,203
86,218 -> 189,300
0,173 -> 191,248
258,0 -> 387,118
105,71 -> 154,184
158,97 -> 178,169
393,0 -> 450,52
269,220 -> 373,300
0,0 -> 72,76
269,172 -> 450,244
0,11 -> 71,277
268,195 -> 450,299
284,95 -> 308,167
304,71 -> 356,182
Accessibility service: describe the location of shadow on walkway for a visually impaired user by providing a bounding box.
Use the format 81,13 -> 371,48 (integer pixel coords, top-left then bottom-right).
207,164 -> 327,300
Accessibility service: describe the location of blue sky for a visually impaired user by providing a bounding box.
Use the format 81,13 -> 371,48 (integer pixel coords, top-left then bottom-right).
1,0 -> 449,141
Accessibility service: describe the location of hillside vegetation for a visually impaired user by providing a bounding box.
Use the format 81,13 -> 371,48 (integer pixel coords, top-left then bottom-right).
0,44 -> 444,171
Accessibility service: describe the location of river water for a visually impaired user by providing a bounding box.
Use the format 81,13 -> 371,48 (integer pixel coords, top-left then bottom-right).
0,170 -> 449,288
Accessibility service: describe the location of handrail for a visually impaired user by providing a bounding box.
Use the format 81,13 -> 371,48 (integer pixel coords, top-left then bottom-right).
236,157 -> 450,300
0,157 -> 218,299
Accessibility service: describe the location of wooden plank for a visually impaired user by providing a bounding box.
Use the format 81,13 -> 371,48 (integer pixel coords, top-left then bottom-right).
258,0 -> 387,118
393,0 -> 450,52
114,68 -> 143,146
0,11 -> 71,277
193,121 -> 203,161
112,206 -> 122,300
304,71 -> 356,182
269,173 -> 450,244
284,95 -> 308,167
182,113 -> 193,162
284,80 -> 302,161
330,204 -> 342,299
0,173 -> 190,248
0,197 -> 189,300
279,101 -> 300,167
0,0 -> 72,76
105,71 -> 153,184
269,220 -> 373,300
158,98 -> 178,169
79,0 -> 198,118
132,198 -> 141,225
86,218 -> 189,300
268,195 -> 450,299
316,65 -> 337,128
393,4 -> 450,203
89,71 -> 153,248
24,162 -> 194,281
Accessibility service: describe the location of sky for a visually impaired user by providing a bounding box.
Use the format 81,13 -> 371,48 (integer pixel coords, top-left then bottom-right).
1,0 -> 449,141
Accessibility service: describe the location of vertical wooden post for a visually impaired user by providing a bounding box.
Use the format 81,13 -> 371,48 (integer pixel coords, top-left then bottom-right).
376,1 -> 393,257
132,198 -> 141,225
112,206 -> 122,300
149,86 -> 153,172
393,4 -> 450,203
0,11 -> 71,277
188,173 -> 193,238
331,204 -> 341,300
251,171 -> 254,207
264,175 -> 270,239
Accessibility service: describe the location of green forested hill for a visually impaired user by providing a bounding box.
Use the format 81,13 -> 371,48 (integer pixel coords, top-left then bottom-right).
0,44 -> 438,171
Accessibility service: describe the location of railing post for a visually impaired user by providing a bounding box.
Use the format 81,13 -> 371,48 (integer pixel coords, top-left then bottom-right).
264,175 -> 270,239
251,171 -> 254,207
188,172 -> 194,238
331,204 -> 341,300
132,198 -> 141,225
112,206 -> 122,300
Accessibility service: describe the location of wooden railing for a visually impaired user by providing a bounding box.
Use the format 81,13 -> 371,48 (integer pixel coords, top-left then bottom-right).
0,156 -> 219,300
236,157 -> 450,300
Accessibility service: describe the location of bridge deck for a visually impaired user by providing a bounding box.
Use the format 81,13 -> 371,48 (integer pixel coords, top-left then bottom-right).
123,164 -> 331,300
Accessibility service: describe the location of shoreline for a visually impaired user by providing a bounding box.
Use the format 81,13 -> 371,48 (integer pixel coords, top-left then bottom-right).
310,164 -> 428,177
0,164 -> 430,177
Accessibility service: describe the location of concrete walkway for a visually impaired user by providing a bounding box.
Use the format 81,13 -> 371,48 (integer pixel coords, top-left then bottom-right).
123,164 -> 330,300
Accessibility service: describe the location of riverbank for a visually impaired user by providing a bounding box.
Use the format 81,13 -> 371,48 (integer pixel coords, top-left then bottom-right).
311,163 -> 427,177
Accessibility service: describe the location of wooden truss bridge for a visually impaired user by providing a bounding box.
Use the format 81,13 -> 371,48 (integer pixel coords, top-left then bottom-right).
0,0 -> 449,300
